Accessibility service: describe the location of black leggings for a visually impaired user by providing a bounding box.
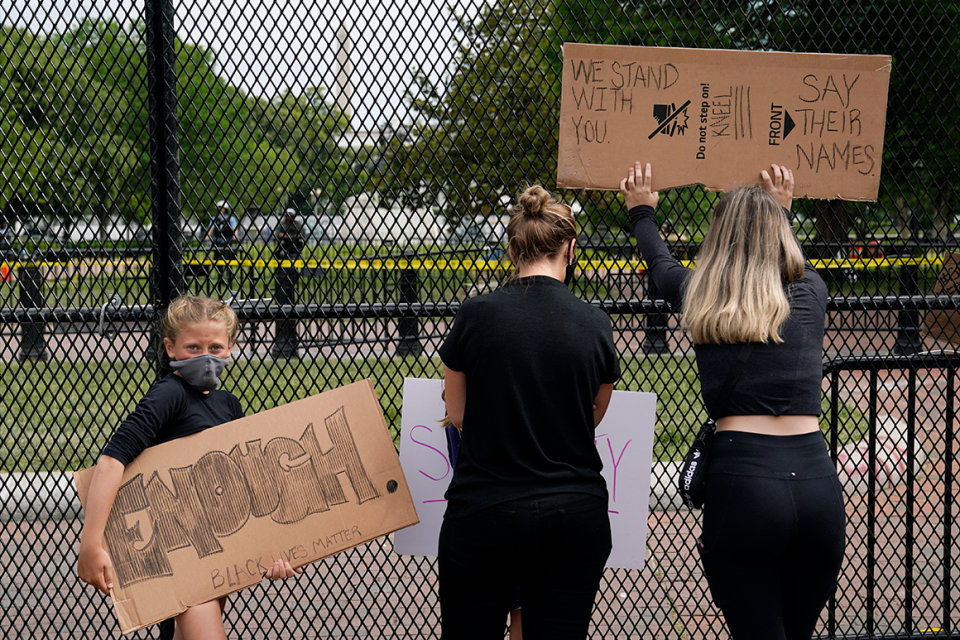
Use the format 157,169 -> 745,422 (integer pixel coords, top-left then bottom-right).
699,431 -> 846,640
439,492 -> 611,640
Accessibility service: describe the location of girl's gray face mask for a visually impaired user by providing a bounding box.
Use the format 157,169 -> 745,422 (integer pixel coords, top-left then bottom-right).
170,354 -> 229,391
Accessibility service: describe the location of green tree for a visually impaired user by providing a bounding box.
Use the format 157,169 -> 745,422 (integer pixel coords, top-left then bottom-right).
1,20 -> 351,242
175,42 -> 303,219
54,21 -> 150,237
380,0 -> 743,233
728,1 -> 960,240
2,21 -> 151,241
378,0 -> 561,224
0,27 -> 55,215
251,88 -> 353,215
382,0 -> 958,248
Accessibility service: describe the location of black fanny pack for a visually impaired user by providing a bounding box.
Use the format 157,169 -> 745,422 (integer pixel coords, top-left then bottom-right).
677,343 -> 754,510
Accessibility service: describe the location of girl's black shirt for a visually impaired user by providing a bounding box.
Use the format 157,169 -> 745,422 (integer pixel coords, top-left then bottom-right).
629,204 -> 827,419
101,373 -> 244,465
438,276 -> 621,519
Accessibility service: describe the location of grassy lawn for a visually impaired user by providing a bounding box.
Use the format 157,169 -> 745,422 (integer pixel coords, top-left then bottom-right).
1,355 -> 865,473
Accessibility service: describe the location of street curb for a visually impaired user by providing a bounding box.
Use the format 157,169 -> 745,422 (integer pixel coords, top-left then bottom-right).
0,471 -> 83,522
0,415 -> 919,522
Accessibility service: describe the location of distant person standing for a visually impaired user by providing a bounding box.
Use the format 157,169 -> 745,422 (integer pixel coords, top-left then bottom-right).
271,209 -> 304,359
205,200 -> 239,297
0,209 -> 13,283
0,213 -> 13,256
274,209 -> 304,262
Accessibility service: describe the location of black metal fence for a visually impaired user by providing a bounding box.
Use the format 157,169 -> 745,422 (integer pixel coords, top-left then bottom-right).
2,0 -> 960,637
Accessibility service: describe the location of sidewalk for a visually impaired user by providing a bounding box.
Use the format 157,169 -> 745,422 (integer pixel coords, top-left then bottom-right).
2,331 -> 957,638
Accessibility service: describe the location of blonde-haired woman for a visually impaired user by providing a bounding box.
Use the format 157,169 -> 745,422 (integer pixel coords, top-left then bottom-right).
439,185 -> 620,639
620,163 -> 845,640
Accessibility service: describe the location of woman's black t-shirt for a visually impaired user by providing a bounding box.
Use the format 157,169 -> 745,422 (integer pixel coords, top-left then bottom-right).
101,373 -> 244,465
438,276 -> 621,519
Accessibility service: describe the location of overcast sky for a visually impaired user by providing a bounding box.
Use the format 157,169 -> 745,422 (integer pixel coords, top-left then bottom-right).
4,0 -> 488,129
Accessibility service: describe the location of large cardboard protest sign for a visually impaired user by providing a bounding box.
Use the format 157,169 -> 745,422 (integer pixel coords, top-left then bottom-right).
393,378 -> 656,570
557,44 -> 891,201
924,252 -> 960,346
73,380 -> 418,634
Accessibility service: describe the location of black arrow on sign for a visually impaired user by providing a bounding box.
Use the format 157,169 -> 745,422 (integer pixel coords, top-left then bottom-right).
784,111 -> 796,140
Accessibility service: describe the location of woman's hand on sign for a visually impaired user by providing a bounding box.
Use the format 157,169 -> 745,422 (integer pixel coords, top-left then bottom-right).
620,162 -> 659,211
264,558 -> 302,580
760,164 -> 795,211
77,544 -> 115,595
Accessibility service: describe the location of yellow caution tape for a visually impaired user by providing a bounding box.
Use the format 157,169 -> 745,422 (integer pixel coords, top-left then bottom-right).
0,255 -> 945,273
182,255 -> 945,272
0,257 -> 153,270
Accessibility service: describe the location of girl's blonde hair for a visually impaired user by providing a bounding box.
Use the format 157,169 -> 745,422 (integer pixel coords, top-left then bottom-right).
506,185 -> 577,270
161,295 -> 239,345
682,187 -> 805,344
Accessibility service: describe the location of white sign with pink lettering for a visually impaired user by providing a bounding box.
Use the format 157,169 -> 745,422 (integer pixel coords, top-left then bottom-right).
393,377 -> 656,570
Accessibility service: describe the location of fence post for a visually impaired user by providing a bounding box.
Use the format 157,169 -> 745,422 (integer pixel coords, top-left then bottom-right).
271,264 -> 300,359
18,259 -> 48,362
893,263 -> 922,355
396,249 -> 422,357
145,0 -> 184,371
894,211 -> 922,356
642,280 -> 669,355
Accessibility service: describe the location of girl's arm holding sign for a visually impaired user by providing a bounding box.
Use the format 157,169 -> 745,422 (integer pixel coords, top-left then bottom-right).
77,296 -> 299,640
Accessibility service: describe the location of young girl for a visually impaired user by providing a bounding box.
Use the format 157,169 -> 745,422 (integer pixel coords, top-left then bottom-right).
77,295 -> 299,640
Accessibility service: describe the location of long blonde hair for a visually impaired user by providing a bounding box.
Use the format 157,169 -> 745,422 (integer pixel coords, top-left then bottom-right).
682,187 -> 805,344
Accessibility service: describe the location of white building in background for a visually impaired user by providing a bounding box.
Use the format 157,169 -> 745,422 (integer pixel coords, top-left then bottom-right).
330,192 -> 448,246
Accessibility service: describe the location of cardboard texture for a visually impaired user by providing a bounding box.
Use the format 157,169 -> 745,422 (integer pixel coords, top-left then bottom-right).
557,44 -> 891,201
924,252 -> 960,346
73,379 -> 419,634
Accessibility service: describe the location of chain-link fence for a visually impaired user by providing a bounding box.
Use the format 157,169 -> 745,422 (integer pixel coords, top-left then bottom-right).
2,0 -> 960,637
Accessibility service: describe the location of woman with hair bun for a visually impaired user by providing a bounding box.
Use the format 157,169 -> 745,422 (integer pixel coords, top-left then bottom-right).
620,162 -> 845,640
438,185 -> 620,639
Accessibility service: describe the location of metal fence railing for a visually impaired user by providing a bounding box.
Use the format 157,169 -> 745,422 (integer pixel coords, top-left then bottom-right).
822,354 -> 960,639
3,0 -> 960,637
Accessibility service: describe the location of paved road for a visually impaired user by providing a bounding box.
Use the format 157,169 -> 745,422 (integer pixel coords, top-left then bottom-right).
2,275 -> 957,637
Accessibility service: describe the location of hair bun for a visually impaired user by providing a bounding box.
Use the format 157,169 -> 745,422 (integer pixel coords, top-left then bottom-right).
518,186 -> 550,218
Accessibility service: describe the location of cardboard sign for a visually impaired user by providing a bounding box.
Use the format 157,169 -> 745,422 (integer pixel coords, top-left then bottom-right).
924,251 -> 960,346
393,378 -> 656,570
557,44 -> 891,201
73,380 -> 419,635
